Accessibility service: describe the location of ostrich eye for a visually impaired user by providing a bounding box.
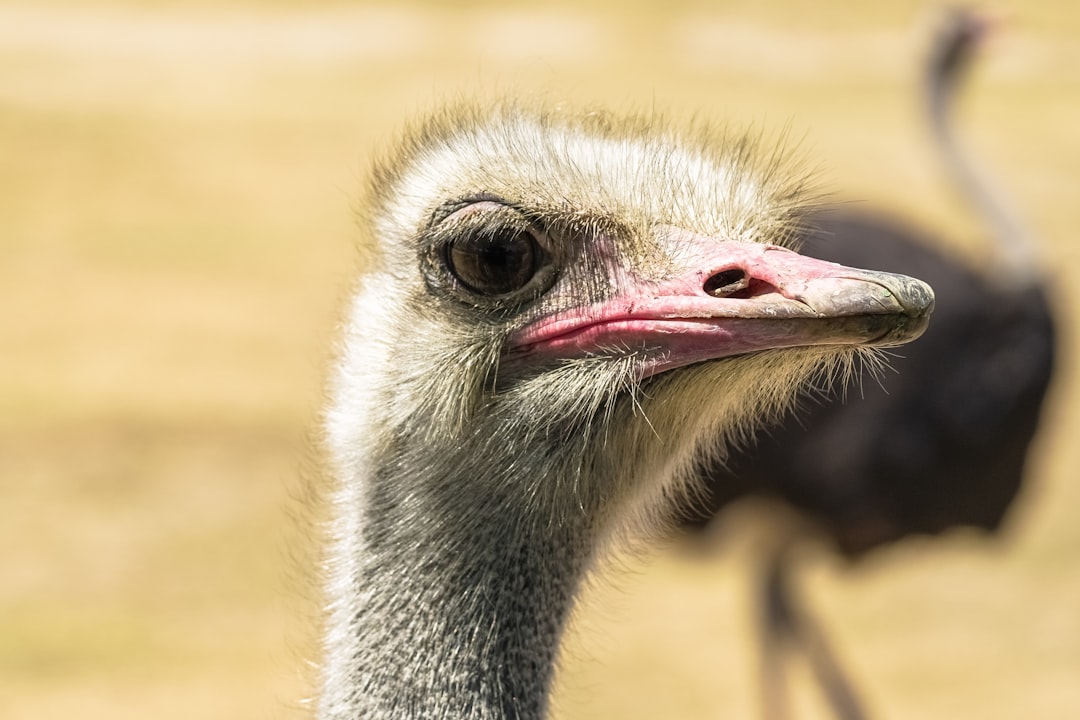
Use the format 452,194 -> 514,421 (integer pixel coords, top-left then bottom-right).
445,225 -> 544,297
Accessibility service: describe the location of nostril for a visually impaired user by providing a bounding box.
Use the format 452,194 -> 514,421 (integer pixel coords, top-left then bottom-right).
704,268 -> 749,298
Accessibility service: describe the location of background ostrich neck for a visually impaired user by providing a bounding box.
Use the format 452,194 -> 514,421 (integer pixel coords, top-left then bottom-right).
328,437 -> 599,720
926,56 -> 1034,284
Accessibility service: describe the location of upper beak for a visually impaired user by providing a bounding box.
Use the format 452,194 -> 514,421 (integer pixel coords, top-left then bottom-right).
508,239 -> 934,378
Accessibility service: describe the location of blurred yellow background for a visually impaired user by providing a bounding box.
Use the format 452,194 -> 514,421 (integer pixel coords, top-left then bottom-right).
2,1 -> 1077,719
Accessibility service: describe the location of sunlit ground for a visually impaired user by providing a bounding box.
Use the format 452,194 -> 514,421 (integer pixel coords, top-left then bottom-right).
2,2 -> 1078,719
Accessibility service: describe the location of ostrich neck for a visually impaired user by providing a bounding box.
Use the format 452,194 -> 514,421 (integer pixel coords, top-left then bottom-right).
926,72 -> 1036,287
318,441 -> 596,720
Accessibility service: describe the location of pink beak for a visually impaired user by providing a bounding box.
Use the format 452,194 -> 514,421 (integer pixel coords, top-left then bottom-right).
507,238 -> 934,378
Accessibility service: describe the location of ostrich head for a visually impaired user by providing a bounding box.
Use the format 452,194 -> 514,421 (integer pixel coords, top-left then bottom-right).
319,103 -> 933,720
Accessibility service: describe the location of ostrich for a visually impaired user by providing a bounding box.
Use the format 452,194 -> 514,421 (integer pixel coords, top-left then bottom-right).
318,104 -> 934,719
680,8 -> 1057,719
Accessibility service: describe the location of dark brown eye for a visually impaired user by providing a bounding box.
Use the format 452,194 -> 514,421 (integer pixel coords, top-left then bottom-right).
445,226 -> 543,296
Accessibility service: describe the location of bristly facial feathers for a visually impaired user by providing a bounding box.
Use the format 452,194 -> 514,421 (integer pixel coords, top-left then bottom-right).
332,101 -> 831,525
364,102 -> 816,265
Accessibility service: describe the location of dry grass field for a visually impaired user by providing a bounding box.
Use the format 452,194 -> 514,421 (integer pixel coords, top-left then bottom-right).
2,1 -> 1078,718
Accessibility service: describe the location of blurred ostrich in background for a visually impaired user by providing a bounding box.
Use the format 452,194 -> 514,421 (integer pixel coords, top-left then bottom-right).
680,8 -> 1057,719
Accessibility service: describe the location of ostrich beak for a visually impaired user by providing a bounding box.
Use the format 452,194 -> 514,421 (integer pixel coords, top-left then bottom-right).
508,238 -> 934,378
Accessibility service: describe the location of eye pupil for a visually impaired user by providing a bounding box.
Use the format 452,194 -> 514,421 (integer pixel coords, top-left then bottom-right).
447,228 -> 540,296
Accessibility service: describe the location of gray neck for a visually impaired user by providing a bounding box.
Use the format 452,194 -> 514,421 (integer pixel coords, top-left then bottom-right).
925,58 -> 1037,289
318,437 -> 597,720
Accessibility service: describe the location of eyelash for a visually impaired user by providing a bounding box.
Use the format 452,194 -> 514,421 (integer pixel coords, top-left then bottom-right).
420,203 -> 557,308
